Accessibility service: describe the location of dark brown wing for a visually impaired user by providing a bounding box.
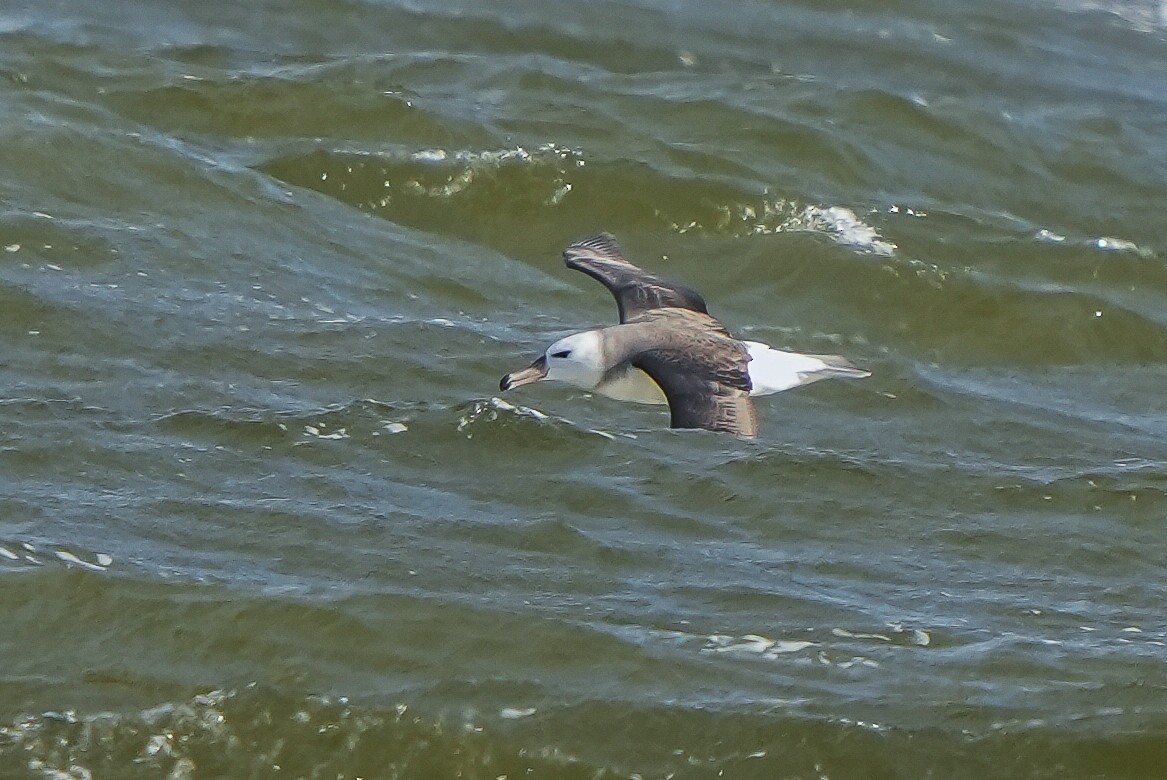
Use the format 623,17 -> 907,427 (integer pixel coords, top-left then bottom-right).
563,233 -> 708,323
633,352 -> 758,438
621,310 -> 758,438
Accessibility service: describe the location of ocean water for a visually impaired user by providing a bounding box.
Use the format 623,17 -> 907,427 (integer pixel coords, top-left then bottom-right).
2,0 -> 1167,777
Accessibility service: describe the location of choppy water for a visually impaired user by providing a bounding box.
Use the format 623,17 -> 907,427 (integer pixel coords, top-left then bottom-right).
3,0 -> 1167,777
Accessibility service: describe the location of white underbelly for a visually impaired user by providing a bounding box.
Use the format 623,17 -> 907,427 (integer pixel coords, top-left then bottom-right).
594,367 -> 668,405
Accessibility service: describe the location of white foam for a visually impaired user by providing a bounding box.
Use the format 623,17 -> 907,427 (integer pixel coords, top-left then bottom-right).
805,206 -> 897,256
703,633 -> 817,657
666,199 -> 896,255
499,707 -> 537,719
831,627 -> 892,642
304,425 -> 349,440
54,550 -> 108,572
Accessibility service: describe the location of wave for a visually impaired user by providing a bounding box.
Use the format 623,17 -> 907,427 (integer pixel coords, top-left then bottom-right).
4,683 -> 1166,779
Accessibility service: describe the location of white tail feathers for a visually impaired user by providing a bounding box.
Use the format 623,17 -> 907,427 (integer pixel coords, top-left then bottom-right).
743,341 -> 870,396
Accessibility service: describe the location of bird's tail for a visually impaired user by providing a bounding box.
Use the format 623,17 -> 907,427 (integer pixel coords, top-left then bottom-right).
804,353 -> 871,381
743,341 -> 870,396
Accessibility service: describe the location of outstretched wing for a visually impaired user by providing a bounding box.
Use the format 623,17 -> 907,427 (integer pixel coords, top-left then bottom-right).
620,310 -> 758,438
634,352 -> 758,438
563,233 -> 708,323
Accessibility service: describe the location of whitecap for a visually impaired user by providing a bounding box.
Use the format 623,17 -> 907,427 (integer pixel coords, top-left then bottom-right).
53,550 -> 108,572
499,707 -> 537,719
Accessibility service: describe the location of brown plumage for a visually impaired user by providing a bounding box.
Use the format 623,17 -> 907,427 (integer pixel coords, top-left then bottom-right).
563,233 -> 709,322
499,233 -> 869,439
599,308 -> 758,437
563,234 -> 758,438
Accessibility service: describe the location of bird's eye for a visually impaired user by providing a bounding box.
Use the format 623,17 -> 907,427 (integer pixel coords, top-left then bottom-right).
551,349 -> 572,359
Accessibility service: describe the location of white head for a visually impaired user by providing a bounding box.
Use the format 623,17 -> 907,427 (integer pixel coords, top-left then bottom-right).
499,330 -> 606,392
542,330 -> 606,389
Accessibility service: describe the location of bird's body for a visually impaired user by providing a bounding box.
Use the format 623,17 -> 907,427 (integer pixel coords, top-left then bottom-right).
500,233 -> 868,438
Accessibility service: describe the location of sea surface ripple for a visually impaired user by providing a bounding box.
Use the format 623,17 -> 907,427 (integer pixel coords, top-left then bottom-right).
2,0 -> 1167,777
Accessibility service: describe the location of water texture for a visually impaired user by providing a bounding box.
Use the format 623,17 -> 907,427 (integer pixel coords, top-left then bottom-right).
2,0 -> 1167,777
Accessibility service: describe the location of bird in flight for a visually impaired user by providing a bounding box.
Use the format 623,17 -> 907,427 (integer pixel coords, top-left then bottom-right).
500,233 -> 869,438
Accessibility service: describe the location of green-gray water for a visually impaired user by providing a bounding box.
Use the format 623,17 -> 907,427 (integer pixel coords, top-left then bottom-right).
3,1 -> 1167,777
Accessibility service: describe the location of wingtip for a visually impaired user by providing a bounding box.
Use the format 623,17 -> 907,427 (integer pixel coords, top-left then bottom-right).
576,231 -> 618,245
564,232 -> 624,261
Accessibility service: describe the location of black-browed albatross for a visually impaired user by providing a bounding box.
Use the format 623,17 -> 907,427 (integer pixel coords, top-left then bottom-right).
500,233 -> 869,438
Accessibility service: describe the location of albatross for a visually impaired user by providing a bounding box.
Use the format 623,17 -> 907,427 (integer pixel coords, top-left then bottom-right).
499,233 -> 869,438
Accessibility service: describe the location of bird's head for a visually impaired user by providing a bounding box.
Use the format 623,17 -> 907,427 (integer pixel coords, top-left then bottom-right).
500,330 -> 605,392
